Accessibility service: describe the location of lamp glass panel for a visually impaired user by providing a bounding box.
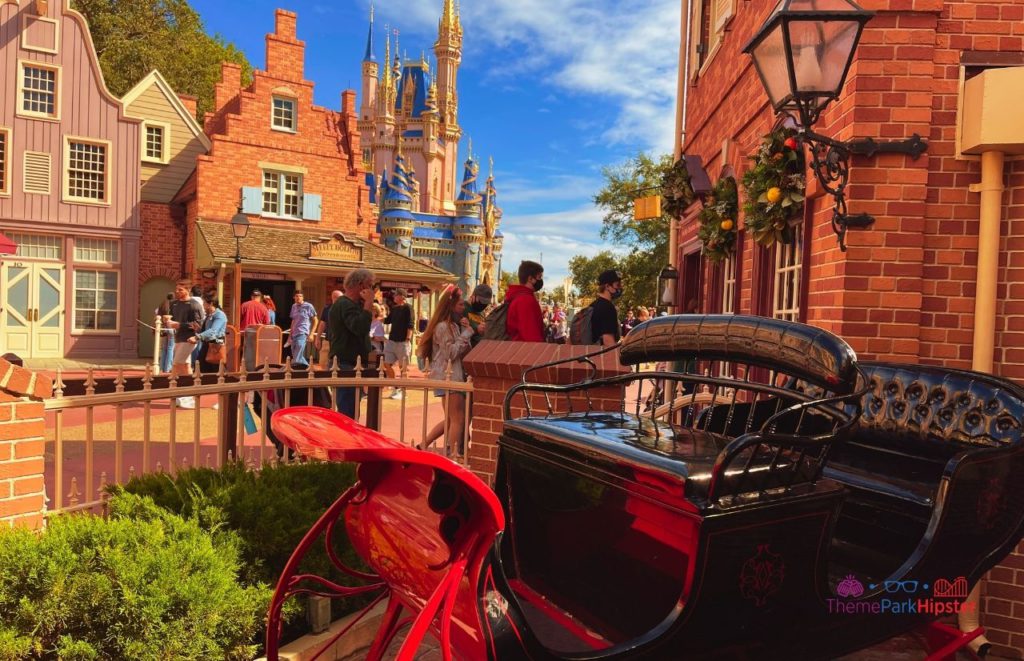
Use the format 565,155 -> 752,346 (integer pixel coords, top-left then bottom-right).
231,216 -> 249,239
788,19 -> 860,94
751,27 -> 792,109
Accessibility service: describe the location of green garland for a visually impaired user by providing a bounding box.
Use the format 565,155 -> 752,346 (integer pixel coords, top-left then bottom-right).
698,176 -> 739,263
742,128 -> 806,247
661,157 -> 695,218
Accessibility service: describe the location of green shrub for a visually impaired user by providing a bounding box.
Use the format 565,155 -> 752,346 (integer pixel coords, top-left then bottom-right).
0,493 -> 268,660
112,461 -> 367,644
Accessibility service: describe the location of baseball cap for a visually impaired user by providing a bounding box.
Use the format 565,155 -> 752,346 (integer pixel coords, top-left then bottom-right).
598,269 -> 622,286
471,284 -> 493,304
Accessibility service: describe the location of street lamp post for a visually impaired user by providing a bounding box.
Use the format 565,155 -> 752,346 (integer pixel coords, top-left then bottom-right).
743,0 -> 925,251
230,208 -> 250,327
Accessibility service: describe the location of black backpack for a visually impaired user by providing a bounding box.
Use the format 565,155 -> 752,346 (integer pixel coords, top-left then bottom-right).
569,305 -> 597,345
481,302 -> 510,341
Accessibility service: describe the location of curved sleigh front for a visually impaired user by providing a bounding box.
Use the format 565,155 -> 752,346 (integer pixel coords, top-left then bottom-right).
264,407 -> 505,661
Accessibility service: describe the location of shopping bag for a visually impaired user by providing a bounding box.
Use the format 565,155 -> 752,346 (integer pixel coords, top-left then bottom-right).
243,404 -> 258,435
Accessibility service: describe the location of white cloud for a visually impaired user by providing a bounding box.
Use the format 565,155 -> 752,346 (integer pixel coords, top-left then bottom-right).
372,0 -> 681,154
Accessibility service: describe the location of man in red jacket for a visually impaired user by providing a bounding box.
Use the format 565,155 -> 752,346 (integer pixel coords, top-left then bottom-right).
505,260 -> 546,342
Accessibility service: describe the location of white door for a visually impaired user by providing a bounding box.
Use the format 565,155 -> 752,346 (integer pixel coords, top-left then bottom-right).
1,262 -> 65,358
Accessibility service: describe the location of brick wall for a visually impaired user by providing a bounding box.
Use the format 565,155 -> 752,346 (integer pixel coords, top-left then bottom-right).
193,8 -> 371,252
0,358 -> 52,530
463,341 -> 629,485
138,201 -> 186,284
679,0 -> 1024,654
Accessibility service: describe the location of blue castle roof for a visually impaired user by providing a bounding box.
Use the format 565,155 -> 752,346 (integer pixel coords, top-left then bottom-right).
456,157 -> 481,204
363,18 -> 375,62
396,64 -> 432,117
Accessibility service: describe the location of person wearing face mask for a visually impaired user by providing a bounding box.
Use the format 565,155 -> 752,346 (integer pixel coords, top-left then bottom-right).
591,269 -> 624,346
330,268 -> 376,420
466,284 -> 492,347
504,260 -> 546,342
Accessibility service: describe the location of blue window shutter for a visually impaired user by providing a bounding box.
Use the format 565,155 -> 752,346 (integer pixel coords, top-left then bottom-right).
303,193 -> 322,221
241,187 -> 263,214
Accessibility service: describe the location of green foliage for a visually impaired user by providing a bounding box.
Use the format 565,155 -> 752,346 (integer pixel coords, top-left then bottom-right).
697,177 -> 739,263
660,157 -> 696,219
71,0 -> 253,119
0,493 -> 267,661
742,128 -> 806,247
582,153 -> 674,315
111,461 -> 366,643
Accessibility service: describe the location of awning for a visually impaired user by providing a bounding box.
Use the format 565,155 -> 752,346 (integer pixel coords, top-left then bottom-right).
194,221 -> 455,285
0,232 -> 16,255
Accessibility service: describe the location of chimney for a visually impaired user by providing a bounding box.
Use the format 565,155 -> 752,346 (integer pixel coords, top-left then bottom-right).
274,9 -> 298,40
341,90 -> 356,116
177,94 -> 198,119
214,62 -> 242,113
266,9 -> 305,78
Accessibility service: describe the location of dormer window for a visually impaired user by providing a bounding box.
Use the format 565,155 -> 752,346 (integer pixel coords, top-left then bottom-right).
272,96 -> 296,132
141,121 -> 170,164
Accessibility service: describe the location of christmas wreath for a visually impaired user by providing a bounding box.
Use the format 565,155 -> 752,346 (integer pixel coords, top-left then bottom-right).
742,128 -> 805,247
697,176 -> 739,263
661,157 -> 696,218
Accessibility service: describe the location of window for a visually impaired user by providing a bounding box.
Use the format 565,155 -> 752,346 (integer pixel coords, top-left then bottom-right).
0,128 -> 8,195
19,62 -> 58,118
690,0 -> 734,78
142,122 -> 169,164
74,269 -> 119,331
362,148 -> 372,168
272,97 -> 296,131
262,170 -> 302,217
7,233 -> 62,260
722,254 -> 736,314
65,139 -> 109,203
772,226 -> 803,322
74,238 -> 120,264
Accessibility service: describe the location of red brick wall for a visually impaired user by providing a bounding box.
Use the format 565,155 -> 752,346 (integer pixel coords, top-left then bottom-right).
194,9 -> 371,248
138,202 -> 185,284
0,358 -> 52,530
679,0 -> 1024,654
463,341 -> 630,485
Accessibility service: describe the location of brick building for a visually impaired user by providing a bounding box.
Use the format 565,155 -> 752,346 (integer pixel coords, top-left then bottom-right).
189,9 -> 452,322
674,0 -> 1024,654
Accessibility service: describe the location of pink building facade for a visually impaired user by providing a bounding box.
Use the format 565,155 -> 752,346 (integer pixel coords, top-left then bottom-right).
0,0 -> 142,360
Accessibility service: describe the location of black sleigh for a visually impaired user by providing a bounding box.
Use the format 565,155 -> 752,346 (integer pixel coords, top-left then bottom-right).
265,315 -> 1024,660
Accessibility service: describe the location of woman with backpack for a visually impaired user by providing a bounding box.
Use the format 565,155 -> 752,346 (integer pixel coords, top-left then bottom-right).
416,285 -> 475,456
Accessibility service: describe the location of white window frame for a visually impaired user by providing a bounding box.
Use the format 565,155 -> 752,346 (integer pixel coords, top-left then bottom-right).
0,126 -> 10,197
63,136 -> 112,206
74,238 -> 121,264
141,120 -> 171,165
722,253 -> 736,315
261,170 -> 303,219
6,232 -> 63,260
271,96 -> 297,132
72,267 -> 121,334
17,60 -> 60,120
772,225 -> 803,322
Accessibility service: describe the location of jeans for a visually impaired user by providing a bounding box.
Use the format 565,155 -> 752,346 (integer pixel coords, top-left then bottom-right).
160,331 -> 175,373
291,334 -> 309,368
335,362 -> 360,420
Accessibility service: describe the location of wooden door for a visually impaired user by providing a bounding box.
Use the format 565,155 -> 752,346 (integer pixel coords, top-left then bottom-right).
0,262 -> 65,358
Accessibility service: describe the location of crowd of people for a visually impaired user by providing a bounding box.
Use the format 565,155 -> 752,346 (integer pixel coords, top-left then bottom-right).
152,258 -> 670,452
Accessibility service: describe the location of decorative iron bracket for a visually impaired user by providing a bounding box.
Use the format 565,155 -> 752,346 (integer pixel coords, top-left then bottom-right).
798,129 -> 929,252
846,134 -> 928,160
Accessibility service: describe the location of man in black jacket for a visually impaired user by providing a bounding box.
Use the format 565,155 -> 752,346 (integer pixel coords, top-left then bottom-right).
330,268 -> 375,419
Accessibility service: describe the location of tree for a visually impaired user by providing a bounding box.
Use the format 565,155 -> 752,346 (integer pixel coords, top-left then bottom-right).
72,0 -> 253,119
566,153 -> 674,317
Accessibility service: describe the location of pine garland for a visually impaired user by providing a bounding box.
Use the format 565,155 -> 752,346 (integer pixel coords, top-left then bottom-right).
742,128 -> 806,247
697,176 -> 739,263
661,157 -> 696,218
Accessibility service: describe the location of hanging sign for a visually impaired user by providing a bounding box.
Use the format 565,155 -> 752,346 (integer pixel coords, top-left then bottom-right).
309,233 -> 363,262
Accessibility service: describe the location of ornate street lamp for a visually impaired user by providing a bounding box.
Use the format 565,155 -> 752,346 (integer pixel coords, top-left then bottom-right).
744,0 -> 926,251
658,264 -> 679,308
230,208 -> 250,327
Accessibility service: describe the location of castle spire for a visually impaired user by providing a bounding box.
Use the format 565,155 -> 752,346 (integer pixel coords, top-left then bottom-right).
441,0 -> 456,30
382,27 -> 392,90
363,3 -> 375,62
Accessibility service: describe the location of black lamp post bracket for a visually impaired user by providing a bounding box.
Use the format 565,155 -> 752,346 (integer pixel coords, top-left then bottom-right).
846,134 -> 928,160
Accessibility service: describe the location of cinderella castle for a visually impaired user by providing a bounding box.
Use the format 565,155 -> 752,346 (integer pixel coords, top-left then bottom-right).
359,0 -> 503,291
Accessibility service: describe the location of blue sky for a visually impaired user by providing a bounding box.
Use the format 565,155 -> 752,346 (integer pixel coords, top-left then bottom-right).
191,0 -> 681,285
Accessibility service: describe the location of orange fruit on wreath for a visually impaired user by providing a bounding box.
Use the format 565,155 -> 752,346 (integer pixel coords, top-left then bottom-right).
721,219 -> 734,231
766,187 -> 783,203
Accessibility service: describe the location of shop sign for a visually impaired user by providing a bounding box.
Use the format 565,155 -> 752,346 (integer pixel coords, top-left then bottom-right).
247,272 -> 288,281
380,281 -> 422,290
309,233 -> 363,263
